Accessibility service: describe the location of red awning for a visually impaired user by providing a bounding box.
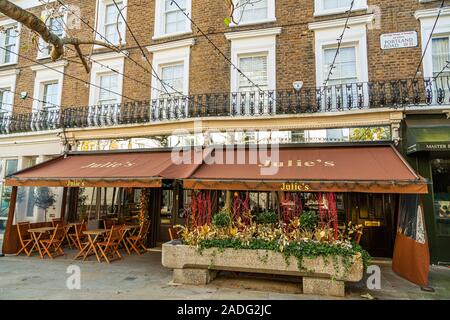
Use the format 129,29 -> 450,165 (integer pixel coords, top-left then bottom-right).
5,150 -> 201,188
183,145 -> 428,194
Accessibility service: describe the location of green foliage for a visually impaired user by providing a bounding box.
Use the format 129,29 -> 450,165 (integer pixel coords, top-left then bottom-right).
255,210 -> 278,224
33,187 -> 56,211
350,127 -> 390,142
223,17 -> 231,27
299,211 -> 318,231
198,238 -> 372,272
212,210 -> 232,228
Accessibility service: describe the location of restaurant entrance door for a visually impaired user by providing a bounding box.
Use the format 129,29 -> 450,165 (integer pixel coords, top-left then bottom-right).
348,193 -> 398,258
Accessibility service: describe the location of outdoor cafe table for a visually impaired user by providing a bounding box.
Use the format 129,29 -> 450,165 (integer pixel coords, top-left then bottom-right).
28,227 -> 56,259
74,229 -> 108,262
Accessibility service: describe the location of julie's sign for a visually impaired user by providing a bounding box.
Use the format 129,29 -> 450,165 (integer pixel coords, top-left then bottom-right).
380,31 -> 418,50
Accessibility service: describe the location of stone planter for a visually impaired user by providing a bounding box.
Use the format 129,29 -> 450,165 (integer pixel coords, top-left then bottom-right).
162,242 -> 364,297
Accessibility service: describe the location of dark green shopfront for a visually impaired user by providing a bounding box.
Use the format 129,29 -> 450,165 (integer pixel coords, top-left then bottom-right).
402,114 -> 450,264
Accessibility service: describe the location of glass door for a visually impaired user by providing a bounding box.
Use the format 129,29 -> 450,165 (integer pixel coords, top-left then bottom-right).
0,158 -> 18,237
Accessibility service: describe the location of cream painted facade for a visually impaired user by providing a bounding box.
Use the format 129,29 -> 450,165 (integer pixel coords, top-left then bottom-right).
0,130 -> 64,238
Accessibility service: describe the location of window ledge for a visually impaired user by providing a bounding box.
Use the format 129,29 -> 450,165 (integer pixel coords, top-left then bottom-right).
0,62 -> 18,68
36,54 -> 51,60
229,18 -> 277,28
152,30 -> 193,41
30,60 -> 68,72
0,69 -> 19,77
308,14 -> 374,30
314,5 -> 368,17
225,27 -> 282,40
147,38 -> 195,52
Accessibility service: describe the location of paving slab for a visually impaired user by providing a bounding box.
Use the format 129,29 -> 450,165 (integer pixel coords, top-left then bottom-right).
0,250 -> 448,300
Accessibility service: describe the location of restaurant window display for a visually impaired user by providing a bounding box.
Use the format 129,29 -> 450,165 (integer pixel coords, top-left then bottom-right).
431,158 -> 450,236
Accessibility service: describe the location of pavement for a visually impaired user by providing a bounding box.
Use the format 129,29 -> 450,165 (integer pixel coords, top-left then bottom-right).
0,249 -> 449,300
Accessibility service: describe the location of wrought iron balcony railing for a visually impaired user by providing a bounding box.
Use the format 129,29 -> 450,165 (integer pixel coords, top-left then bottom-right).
1,77 -> 450,135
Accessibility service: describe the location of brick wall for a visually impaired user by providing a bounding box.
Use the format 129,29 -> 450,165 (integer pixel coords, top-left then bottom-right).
0,0 -> 442,112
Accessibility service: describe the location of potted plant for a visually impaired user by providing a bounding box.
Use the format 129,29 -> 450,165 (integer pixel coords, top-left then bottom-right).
33,187 -> 57,222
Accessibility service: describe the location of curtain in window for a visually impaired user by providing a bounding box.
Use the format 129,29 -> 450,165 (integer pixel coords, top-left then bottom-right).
238,55 -> 268,91
324,46 -> 357,85
432,37 -> 450,77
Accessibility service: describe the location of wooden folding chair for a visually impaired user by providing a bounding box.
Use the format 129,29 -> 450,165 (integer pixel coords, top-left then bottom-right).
16,222 -> 34,256
39,225 -> 66,259
51,218 -> 64,227
96,225 -> 124,263
126,220 -> 151,256
103,218 -> 116,230
68,222 -> 88,251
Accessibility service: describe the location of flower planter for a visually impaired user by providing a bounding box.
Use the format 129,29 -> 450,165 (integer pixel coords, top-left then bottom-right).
162,242 -> 364,297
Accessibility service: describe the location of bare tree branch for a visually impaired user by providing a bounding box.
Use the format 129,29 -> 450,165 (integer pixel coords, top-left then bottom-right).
225,0 -> 264,25
0,0 -> 121,68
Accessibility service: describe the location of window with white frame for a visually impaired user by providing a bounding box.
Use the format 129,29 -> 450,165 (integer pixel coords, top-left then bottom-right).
314,0 -> 367,16
0,88 -> 13,114
323,46 -> 357,85
41,82 -> 59,109
96,0 -> 127,45
227,31 -> 279,92
0,158 -> 18,235
104,2 -> 123,44
160,63 -> 185,96
416,8 -> 450,105
31,61 -> 66,112
0,23 -> 20,65
88,52 -> 124,116
147,38 -> 193,99
38,13 -> 65,58
226,28 -> 279,115
232,0 -> 276,25
164,0 -> 187,34
309,17 -> 371,109
432,37 -> 450,77
238,54 -> 268,92
0,70 -> 18,117
154,0 -> 191,39
98,73 -> 119,105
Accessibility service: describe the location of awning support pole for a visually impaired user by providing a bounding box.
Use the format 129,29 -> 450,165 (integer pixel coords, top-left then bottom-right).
1,186 -> 18,255
61,187 -> 68,221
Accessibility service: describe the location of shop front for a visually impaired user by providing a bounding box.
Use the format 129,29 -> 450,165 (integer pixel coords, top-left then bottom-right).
182,144 -> 428,258
403,115 -> 450,264
1,149 -> 200,254
1,143 -> 432,285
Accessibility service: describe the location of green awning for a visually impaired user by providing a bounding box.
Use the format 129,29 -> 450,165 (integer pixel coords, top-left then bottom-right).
406,119 -> 450,154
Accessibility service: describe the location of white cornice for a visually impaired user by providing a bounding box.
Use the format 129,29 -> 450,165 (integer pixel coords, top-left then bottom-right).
414,7 -> 450,20
30,60 -> 68,72
0,69 -> 20,77
146,38 -> 196,53
308,14 -> 374,31
225,27 -> 282,40
90,51 -> 127,61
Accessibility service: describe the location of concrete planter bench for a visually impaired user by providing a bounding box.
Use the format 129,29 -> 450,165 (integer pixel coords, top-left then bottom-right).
162,242 -> 364,297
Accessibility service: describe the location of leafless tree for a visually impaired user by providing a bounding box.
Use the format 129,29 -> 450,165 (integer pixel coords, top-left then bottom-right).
0,0 -> 122,73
